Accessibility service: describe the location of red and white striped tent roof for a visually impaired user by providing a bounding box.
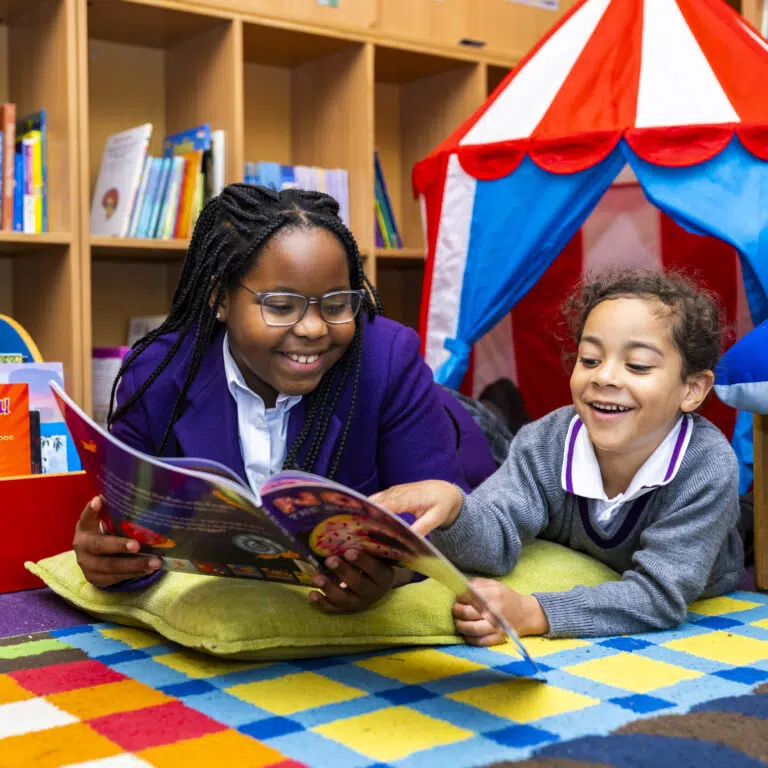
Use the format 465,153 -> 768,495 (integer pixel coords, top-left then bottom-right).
414,0 -> 768,192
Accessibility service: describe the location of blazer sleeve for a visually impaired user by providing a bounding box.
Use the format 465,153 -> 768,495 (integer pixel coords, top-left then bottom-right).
377,325 -> 471,492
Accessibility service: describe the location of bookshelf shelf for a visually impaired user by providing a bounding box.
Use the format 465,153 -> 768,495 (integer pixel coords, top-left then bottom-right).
0,232 -> 71,253
376,247 -> 426,262
90,236 -> 189,260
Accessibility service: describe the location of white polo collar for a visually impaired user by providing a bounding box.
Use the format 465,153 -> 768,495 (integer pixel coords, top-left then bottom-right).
561,412 -> 693,514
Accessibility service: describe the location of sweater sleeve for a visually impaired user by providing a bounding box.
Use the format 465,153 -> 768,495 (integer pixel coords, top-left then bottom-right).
534,441 -> 742,638
430,420 -> 556,575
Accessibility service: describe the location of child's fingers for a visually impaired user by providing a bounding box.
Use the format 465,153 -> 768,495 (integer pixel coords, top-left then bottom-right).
340,550 -> 394,587
81,531 -> 140,557
308,591 -> 342,613
454,617 -> 498,638
77,554 -> 160,586
452,601 -> 483,622
310,575 -> 362,612
463,630 -> 507,647
410,512 -> 443,538
78,496 -> 105,531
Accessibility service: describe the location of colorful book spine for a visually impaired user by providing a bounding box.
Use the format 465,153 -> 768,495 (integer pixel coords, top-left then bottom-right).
173,151 -> 202,239
127,155 -> 150,238
21,137 -> 35,234
136,158 -> 161,239
16,110 -> 46,231
0,104 -> 15,231
12,152 -> 22,232
148,157 -> 173,238
22,131 -> 43,233
159,156 -> 185,239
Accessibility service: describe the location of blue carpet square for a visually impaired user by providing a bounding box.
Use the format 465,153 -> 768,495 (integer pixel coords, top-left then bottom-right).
291,656 -> 346,671
51,625 -> 96,638
692,616 -> 744,630
495,660 -> 553,677
377,685 -> 438,705
712,667 -> 768,685
93,649 -> 149,665
160,679 -> 218,698
240,716 -> 306,740
610,694 -> 675,714
485,724 -> 559,748
598,637 -> 653,651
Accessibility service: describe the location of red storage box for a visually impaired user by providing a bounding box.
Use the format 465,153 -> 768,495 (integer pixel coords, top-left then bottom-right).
0,472 -> 96,592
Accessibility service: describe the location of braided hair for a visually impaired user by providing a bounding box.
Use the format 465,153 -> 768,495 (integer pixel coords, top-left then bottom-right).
107,184 -> 382,479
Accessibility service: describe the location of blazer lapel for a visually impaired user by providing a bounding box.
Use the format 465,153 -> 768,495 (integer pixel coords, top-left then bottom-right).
172,333 -> 247,483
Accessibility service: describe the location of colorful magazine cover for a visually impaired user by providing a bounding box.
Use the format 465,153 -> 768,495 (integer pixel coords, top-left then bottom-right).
50,381 -> 537,672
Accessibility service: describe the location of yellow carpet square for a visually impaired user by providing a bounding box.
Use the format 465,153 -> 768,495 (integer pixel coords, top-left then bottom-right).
0,723 -> 120,768
565,653 -> 701,693
751,619 -> 768,631
140,729 -> 287,767
0,674 -> 35,705
100,627 -> 162,649
155,651 -> 266,678
449,679 -> 598,722
665,630 -> 768,665
501,637 -> 591,659
315,705 -> 472,761
687,596 -> 762,616
228,671 -> 364,715
47,679 -> 173,720
356,648 -> 486,684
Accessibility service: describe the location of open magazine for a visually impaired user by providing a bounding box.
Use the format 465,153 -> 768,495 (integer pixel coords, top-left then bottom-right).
51,381 -> 538,671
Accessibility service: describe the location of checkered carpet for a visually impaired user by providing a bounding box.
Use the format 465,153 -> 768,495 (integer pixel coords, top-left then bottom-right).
1,591 -> 768,768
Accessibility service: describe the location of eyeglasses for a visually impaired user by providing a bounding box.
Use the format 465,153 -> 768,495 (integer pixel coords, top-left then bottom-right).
238,285 -> 366,328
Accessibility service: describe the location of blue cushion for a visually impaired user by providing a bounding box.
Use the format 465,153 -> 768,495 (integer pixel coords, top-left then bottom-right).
714,321 -> 768,414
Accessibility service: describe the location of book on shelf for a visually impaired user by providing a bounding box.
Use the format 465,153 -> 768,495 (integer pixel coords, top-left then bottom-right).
0,104 -> 15,231
50,380 -> 538,672
0,382 -> 31,478
16,109 -> 47,233
92,347 -> 130,429
244,162 -> 349,228
127,314 -> 167,347
374,150 -> 402,249
90,124 -> 152,237
0,362 -> 81,474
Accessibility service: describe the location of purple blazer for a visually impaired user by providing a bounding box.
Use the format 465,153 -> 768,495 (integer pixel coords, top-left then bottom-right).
112,315 -> 496,496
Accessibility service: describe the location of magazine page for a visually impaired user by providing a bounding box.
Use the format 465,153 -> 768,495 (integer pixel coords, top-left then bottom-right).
260,471 -> 538,670
50,382 -> 322,585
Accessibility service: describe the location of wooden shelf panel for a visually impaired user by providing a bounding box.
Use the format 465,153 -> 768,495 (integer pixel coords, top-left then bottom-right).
375,44 -> 476,84
87,0 -> 229,49
0,232 -> 71,254
376,247 -> 425,261
0,0 -> 50,24
243,21 -> 354,68
90,236 -> 189,260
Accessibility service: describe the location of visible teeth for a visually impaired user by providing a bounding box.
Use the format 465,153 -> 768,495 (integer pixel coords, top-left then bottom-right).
286,353 -> 319,364
592,403 -> 630,412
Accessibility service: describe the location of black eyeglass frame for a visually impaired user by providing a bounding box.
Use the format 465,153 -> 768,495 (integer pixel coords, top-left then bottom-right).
238,284 -> 367,327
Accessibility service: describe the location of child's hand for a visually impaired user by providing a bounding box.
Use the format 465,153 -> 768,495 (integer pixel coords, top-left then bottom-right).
453,578 -> 549,645
308,549 -> 399,613
370,480 -> 463,536
73,496 -> 162,587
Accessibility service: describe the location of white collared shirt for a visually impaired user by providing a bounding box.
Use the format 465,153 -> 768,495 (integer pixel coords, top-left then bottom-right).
222,333 -> 302,494
561,412 -> 693,527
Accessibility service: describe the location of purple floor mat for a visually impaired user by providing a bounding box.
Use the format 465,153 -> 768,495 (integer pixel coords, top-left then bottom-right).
0,588 -> 90,638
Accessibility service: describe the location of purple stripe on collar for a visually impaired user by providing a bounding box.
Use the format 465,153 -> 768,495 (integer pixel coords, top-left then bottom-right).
663,416 -> 689,482
578,494 -> 652,549
565,419 -> 583,494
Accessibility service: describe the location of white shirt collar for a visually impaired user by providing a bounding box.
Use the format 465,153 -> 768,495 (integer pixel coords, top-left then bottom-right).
561,412 -> 693,513
222,332 -> 301,412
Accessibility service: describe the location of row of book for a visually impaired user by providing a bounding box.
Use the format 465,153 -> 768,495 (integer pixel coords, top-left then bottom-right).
0,105 -> 48,234
0,357 -> 80,479
374,149 -> 402,249
244,162 -> 350,229
90,123 -> 225,239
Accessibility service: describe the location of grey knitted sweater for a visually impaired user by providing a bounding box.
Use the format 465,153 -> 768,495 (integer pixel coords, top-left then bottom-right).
431,406 -> 744,638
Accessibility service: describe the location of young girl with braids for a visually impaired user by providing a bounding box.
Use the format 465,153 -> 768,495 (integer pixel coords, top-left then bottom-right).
72,184 -> 497,612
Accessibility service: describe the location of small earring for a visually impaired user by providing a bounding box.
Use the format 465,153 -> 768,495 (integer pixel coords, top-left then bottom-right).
216,312 -> 222,321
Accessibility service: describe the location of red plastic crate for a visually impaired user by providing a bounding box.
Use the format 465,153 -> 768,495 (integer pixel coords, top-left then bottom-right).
0,471 -> 97,592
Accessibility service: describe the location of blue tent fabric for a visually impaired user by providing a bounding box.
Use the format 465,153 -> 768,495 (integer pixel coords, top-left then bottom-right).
435,138 -> 768,388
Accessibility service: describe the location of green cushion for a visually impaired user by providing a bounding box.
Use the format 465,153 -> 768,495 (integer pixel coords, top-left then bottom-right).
26,541 -> 620,661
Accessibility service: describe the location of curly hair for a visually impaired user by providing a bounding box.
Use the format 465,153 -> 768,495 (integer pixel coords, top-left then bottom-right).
562,268 -> 723,380
107,184 -> 382,479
